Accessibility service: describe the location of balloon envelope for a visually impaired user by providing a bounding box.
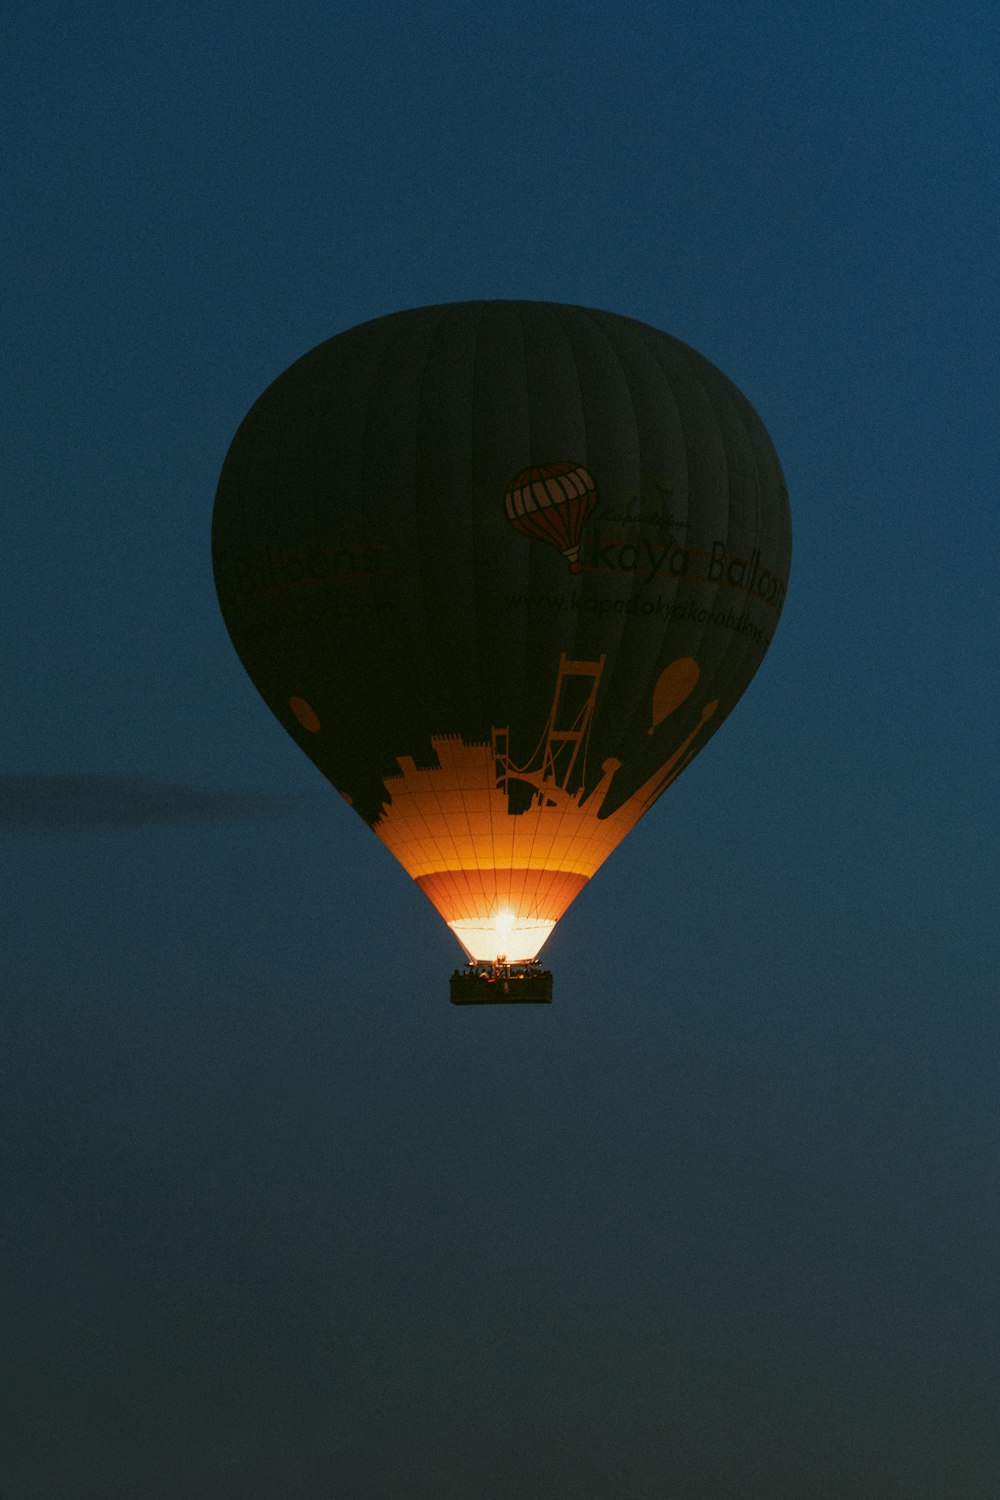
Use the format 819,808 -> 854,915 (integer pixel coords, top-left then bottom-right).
213,302 -> 791,962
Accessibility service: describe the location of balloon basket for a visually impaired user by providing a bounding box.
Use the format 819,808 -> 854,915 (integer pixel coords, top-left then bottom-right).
450,961 -> 553,1005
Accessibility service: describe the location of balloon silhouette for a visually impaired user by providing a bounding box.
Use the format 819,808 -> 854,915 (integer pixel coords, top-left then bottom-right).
648,657 -> 700,734
213,302 -> 791,973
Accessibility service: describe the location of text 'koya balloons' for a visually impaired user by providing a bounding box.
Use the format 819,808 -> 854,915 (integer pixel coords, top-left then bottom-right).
213,302 -> 791,965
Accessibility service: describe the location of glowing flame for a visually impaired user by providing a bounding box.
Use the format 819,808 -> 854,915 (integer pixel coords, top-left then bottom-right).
448,908 -> 556,964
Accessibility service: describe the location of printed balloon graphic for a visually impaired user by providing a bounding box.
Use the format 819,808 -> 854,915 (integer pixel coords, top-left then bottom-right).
504,461 -> 597,573
213,301 -> 791,992
648,657 -> 700,734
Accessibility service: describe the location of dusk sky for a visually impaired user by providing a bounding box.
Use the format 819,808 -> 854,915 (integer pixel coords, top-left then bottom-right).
2,3 -> 999,1496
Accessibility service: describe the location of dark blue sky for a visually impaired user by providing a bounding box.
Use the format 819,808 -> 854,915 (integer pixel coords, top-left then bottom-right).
2,3 -> 998,1496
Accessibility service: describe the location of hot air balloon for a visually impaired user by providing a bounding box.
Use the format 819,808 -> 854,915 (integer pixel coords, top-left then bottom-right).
504,461 -> 596,574
212,302 -> 791,1003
